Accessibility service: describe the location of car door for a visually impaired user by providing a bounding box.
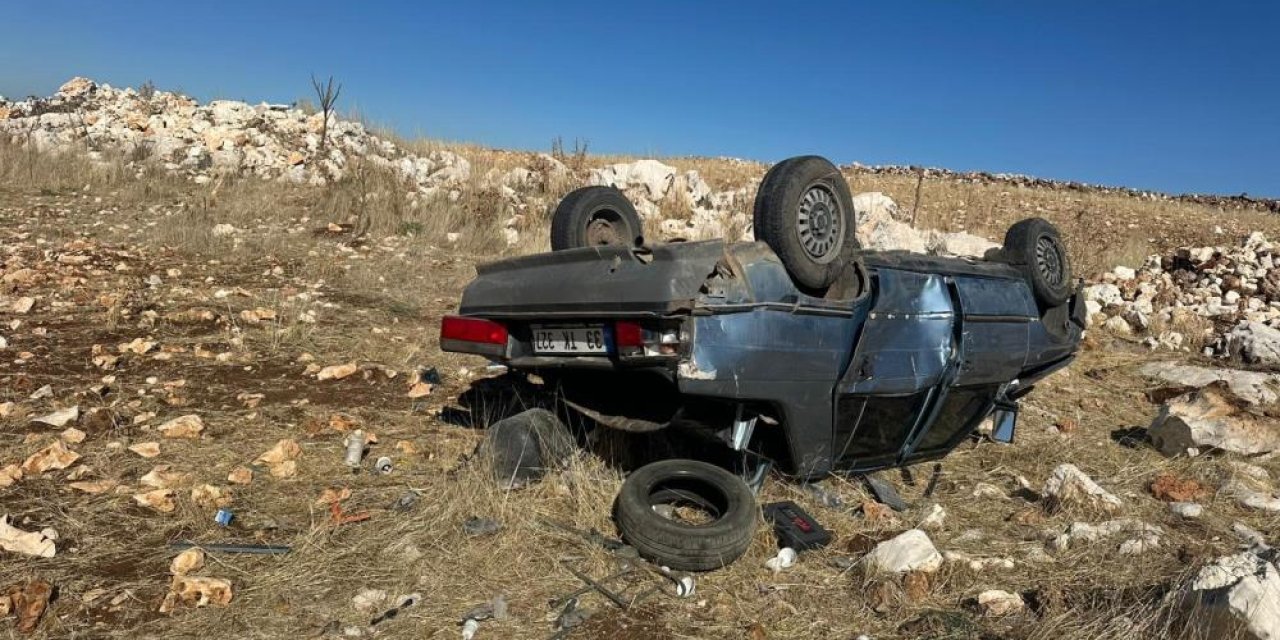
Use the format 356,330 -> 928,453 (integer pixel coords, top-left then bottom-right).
832,268 -> 957,471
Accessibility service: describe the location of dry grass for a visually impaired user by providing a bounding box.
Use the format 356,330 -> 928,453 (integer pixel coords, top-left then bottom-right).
1,141 -> 1278,639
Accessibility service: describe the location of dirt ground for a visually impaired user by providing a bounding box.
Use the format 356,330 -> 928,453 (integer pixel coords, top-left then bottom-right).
1,162 -> 1278,640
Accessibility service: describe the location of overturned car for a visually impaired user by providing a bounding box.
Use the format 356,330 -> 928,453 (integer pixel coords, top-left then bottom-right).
442,156 -> 1084,570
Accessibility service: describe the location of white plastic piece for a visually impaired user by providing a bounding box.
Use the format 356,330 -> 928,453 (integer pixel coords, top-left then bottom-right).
765,547 -> 798,572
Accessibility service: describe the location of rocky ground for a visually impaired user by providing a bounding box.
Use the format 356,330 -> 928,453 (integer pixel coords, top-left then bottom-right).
1,79 -> 1280,639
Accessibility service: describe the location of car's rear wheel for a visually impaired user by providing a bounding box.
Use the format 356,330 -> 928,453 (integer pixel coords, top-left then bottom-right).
1002,217 -> 1072,307
550,186 -> 644,250
752,156 -> 859,290
614,459 -> 757,571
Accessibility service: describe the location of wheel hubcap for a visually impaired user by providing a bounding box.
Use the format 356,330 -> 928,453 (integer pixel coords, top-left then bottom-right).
796,185 -> 842,261
1035,236 -> 1065,287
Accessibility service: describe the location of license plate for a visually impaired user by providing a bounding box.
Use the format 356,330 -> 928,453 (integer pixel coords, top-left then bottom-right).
531,324 -> 608,355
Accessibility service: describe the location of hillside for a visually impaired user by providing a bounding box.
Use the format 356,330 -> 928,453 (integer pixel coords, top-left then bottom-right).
1,78 -> 1279,639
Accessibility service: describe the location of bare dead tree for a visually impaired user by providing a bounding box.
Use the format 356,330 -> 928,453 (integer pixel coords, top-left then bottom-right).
910,168 -> 924,227
309,74 -> 342,151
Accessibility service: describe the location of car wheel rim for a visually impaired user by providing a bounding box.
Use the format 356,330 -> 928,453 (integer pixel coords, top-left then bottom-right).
585,210 -> 626,246
1035,235 -> 1065,287
796,185 -> 842,262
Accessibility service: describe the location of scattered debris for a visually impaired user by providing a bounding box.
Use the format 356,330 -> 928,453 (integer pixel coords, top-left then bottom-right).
344,430 -> 366,469
170,548 -> 205,575
190,484 -> 232,508
762,501 -> 831,551
462,516 -> 502,538
5,580 -> 53,633
30,406 -> 79,427
59,427 -> 86,444
133,488 -> 177,513
255,439 -> 301,477
1149,472 -> 1210,502
317,362 -> 359,381
862,473 -> 908,511
1,464 -> 22,488
21,439 -> 80,474
69,479 -> 117,494
158,414 -> 204,439
227,466 -> 253,485
159,575 -> 233,614
129,442 -> 162,458
764,547 -> 798,573
352,588 -> 388,613
0,516 -> 56,558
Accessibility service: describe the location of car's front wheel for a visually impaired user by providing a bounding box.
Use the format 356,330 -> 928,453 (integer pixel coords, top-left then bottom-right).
1002,217 -> 1073,307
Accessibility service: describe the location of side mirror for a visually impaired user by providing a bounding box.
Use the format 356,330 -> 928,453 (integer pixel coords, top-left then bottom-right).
990,406 -> 1018,444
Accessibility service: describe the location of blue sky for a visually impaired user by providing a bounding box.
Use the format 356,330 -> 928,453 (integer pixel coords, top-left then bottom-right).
2,1 -> 1276,196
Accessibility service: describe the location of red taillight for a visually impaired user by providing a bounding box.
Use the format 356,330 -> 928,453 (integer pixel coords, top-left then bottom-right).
440,316 -> 508,356
614,321 -> 644,348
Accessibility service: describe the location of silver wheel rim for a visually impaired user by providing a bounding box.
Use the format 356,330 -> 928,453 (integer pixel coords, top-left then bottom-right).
796,185 -> 842,262
1035,235 -> 1065,287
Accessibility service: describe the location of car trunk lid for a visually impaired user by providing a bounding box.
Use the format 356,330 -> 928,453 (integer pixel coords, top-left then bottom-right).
457,240 -> 727,319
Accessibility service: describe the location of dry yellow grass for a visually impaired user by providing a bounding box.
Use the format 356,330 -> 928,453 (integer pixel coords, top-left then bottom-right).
0,140 -> 1277,639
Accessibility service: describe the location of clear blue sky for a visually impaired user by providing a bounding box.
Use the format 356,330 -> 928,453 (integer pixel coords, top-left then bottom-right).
2,1 -> 1276,196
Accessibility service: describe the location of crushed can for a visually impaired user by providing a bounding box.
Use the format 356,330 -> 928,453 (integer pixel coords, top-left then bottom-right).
214,509 -> 234,527
344,429 -> 365,469
374,456 -> 393,475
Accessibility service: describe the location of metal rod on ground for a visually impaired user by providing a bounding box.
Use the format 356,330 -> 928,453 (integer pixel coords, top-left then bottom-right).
560,562 -> 631,609
548,569 -> 633,610
923,463 -> 944,499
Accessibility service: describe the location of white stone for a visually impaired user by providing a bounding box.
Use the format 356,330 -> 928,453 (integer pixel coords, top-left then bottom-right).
1183,551 -> 1280,640
1139,362 -> 1280,407
863,529 -> 942,574
1113,266 -> 1137,280
1042,463 -> 1123,512
1170,502 -> 1204,518
1103,315 -> 1133,335
1084,283 -> 1124,306
919,503 -> 947,530
1149,385 -> 1280,457
587,159 -> 676,202
851,192 -> 900,226
976,590 -> 1025,616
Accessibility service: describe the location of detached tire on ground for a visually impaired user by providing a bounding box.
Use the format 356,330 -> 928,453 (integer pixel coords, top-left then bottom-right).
481,408 -> 575,488
615,459 -> 757,571
1002,217 -> 1073,307
753,156 -> 859,290
550,186 -> 644,250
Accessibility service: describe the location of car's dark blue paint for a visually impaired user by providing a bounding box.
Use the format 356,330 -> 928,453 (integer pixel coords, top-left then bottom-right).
448,240 -> 1084,478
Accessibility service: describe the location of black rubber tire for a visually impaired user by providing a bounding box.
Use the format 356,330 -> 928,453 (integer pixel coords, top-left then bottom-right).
1002,217 -> 1073,307
550,186 -> 644,250
614,459 -> 757,571
752,156 -> 858,289
482,408 -> 575,488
